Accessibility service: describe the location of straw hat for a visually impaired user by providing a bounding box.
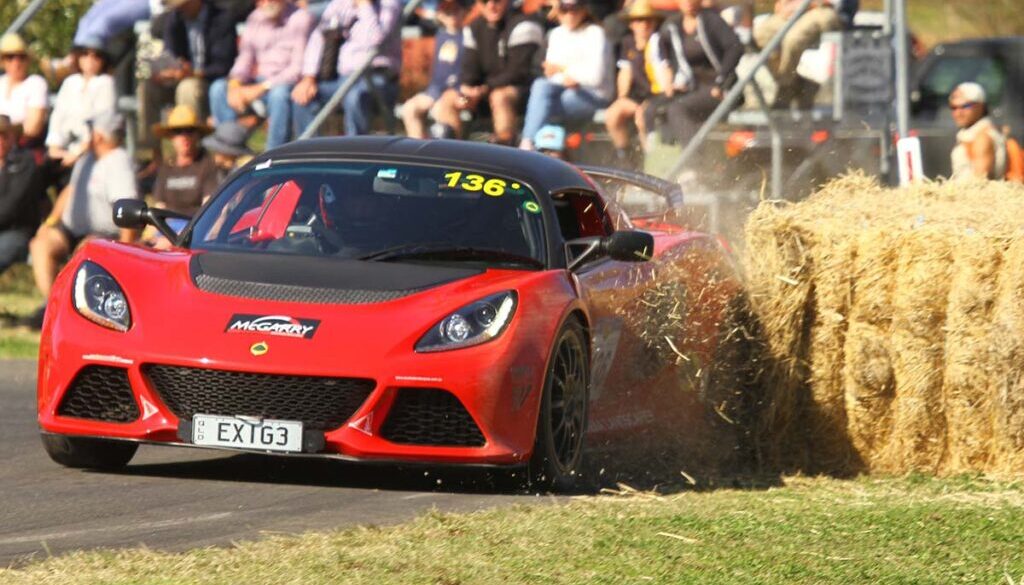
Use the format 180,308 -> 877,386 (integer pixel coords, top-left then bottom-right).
153,105 -> 213,138
0,33 -> 29,56
620,0 -> 663,21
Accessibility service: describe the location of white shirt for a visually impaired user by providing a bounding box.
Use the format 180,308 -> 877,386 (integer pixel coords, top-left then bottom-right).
62,149 -> 139,238
46,73 -> 117,152
544,23 -> 612,101
0,74 -> 48,125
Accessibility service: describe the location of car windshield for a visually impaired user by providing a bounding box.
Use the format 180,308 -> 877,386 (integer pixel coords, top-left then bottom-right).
188,162 -> 547,268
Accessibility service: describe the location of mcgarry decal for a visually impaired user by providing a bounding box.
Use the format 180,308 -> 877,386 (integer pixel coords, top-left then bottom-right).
226,314 -> 320,339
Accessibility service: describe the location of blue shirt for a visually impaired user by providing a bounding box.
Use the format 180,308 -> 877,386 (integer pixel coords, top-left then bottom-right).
74,0 -> 151,45
426,29 -> 463,100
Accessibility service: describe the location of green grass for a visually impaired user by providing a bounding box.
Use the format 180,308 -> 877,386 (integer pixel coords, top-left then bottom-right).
4,475 -> 1023,584
0,264 -> 42,360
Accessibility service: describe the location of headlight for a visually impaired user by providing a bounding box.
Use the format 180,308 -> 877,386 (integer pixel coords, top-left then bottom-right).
416,291 -> 517,352
73,261 -> 131,332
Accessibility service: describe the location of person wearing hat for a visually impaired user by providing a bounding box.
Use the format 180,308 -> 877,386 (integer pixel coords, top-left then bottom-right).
0,115 -> 47,280
604,0 -> 670,168
519,0 -> 613,151
152,105 -> 219,217
45,36 -> 117,169
202,121 -> 254,183
949,82 -> 1007,182
137,0 -> 239,156
0,33 -> 48,143
26,112 -> 139,328
401,0 -> 469,139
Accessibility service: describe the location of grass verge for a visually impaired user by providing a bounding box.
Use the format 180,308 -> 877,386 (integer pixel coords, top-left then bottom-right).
4,475 -> 1023,584
0,264 -> 42,360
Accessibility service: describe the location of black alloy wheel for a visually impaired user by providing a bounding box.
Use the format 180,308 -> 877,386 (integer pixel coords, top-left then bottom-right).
529,319 -> 589,491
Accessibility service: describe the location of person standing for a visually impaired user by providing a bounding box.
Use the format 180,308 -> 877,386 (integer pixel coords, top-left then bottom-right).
292,0 -> 404,137
209,0 -> 314,149
659,0 -> 742,147
0,34 -> 48,144
949,82 -> 1006,182
519,0 -> 612,151
401,0 -> 469,139
430,0 -> 544,144
0,116 -> 46,278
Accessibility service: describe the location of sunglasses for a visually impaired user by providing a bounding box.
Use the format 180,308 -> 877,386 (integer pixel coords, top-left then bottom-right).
169,128 -> 197,137
1,54 -> 27,62
949,101 -> 978,111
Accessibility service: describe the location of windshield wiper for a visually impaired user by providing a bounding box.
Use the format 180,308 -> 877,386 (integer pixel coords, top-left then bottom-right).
359,244 -> 544,268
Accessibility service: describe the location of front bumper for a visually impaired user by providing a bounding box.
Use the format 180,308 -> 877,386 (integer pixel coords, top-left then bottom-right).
38,323 -> 547,467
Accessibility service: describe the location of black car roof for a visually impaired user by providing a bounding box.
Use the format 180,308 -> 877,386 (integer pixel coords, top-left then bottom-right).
246,136 -> 596,195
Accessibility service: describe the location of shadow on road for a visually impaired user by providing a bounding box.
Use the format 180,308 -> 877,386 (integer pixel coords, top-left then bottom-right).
106,450 -> 551,496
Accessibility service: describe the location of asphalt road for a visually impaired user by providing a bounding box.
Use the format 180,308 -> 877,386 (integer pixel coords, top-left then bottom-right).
0,360 -> 534,567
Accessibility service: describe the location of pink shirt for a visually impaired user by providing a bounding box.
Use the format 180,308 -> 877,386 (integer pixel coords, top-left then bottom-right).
230,3 -> 314,87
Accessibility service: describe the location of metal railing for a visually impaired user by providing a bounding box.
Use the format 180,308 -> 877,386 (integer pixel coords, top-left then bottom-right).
3,0 -> 49,37
297,0 -> 424,140
667,0 -> 816,192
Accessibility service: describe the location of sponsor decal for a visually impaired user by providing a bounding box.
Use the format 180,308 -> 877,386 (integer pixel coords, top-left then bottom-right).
250,341 -> 269,356
226,314 -> 320,339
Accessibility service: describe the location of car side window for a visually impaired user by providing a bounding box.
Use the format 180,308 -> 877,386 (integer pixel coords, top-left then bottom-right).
552,191 -> 614,243
919,56 -> 1007,113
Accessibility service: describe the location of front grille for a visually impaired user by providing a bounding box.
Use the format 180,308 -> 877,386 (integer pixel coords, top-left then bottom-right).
381,389 -> 486,447
194,274 -> 419,305
143,365 -> 375,431
57,366 -> 139,423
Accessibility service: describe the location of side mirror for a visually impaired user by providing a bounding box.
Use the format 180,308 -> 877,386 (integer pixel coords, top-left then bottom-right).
112,199 -> 147,230
567,230 -> 654,270
112,199 -> 192,243
602,230 -> 654,262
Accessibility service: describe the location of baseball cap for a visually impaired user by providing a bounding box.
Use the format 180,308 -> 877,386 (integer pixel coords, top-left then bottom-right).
534,125 -> 566,152
89,112 -> 126,139
952,82 -> 987,104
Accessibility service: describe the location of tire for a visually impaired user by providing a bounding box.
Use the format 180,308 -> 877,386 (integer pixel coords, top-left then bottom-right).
40,434 -> 138,470
528,319 -> 590,492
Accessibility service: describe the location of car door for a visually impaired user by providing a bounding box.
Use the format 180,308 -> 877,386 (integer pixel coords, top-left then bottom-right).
572,167 -> 743,443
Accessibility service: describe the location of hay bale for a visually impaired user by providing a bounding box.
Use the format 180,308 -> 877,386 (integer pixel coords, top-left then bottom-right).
742,175 -> 1024,476
805,236 -> 857,472
842,228 -> 898,468
877,228 -> 952,473
990,238 -> 1024,473
942,235 -> 1003,473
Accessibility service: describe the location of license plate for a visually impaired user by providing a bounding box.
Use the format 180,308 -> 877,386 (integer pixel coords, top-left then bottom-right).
192,414 -> 303,453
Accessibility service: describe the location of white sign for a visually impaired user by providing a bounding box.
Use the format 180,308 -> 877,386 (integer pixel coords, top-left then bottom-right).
897,136 -> 924,186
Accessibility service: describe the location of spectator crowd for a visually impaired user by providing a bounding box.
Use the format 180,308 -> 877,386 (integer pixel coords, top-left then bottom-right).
10,0 -> 974,330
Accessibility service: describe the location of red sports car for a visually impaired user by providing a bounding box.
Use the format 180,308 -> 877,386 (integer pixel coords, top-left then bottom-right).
37,137 -> 745,490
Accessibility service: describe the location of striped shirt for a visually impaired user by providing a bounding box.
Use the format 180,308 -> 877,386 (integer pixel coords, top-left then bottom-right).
301,0 -> 403,79
230,4 -> 315,86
